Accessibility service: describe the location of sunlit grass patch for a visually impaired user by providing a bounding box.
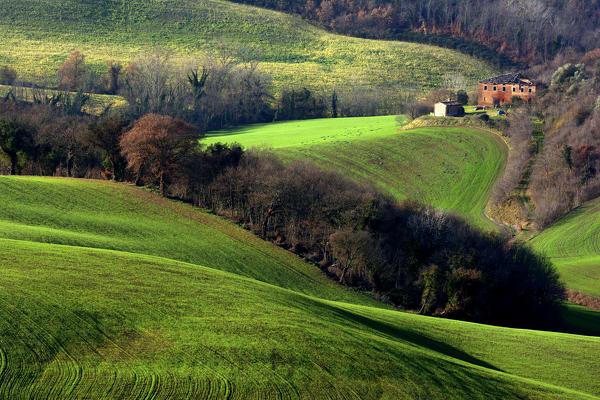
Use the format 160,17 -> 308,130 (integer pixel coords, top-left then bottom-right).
205,116 -> 507,230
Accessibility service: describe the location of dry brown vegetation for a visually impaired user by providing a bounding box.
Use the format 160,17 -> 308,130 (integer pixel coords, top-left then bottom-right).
488,53 -> 600,230
120,114 -> 199,196
232,0 -> 600,65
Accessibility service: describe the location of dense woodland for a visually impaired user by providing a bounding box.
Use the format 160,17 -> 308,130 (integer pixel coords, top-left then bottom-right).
231,0 -> 600,66
190,152 -> 564,327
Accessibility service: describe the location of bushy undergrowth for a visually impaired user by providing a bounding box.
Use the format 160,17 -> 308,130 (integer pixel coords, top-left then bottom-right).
174,148 -> 565,328
490,55 -> 600,230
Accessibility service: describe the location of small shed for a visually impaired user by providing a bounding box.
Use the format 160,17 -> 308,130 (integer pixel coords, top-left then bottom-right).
434,101 -> 465,117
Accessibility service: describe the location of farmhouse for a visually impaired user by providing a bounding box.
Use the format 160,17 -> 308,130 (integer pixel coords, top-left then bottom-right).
478,73 -> 536,106
434,101 -> 465,117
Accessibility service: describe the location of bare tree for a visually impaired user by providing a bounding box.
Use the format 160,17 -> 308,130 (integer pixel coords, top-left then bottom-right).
329,229 -> 378,285
104,60 -> 123,95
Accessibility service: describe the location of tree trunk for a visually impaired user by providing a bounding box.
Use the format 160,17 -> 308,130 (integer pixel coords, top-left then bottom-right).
262,208 -> 274,238
135,167 -> 144,186
9,153 -> 17,175
109,157 -> 116,181
159,173 -> 165,197
340,265 -> 349,284
66,153 -> 73,177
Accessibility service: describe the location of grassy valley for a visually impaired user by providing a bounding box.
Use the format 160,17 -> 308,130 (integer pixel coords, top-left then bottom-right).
0,0 -> 599,398
530,197 -> 600,299
0,177 -> 599,399
205,116 -> 507,230
0,0 -> 496,94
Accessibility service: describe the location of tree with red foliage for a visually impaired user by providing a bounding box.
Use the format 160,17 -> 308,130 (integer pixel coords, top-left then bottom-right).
120,114 -> 200,196
58,50 -> 87,90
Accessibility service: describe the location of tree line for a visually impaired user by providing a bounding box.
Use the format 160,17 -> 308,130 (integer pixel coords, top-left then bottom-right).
229,0 -> 600,66
1,48 -> 405,131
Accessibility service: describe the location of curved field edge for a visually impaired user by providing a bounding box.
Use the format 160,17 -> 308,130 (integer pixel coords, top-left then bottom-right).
0,0 -> 497,92
205,117 -> 508,231
0,176 -> 379,306
0,238 -> 599,399
530,197 -> 600,298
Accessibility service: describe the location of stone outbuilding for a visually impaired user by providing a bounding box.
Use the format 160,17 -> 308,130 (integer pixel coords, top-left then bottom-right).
434,101 -> 465,117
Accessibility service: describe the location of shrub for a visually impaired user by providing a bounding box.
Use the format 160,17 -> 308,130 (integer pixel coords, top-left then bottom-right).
456,90 -> 469,105
551,63 -> 585,88
58,50 -> 87,90
0,66 -> 17,85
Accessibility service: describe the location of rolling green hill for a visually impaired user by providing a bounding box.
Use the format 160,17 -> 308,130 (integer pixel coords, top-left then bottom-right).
0,0 -> 497,95
0,176 -> 599,399
204,116 -> 507,230
530,197 -> 600,299
0,176 -> 375,303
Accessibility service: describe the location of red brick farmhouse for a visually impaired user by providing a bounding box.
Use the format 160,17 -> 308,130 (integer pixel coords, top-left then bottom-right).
478,73 -> 536,106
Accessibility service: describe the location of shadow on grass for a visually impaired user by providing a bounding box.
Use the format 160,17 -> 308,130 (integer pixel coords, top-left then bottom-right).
326,305 -> 503,372
558,304 -> 600,337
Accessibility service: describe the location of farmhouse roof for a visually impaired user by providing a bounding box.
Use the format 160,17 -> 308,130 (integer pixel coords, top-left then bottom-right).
438,101 -> 463,106
480,73 -> 534,86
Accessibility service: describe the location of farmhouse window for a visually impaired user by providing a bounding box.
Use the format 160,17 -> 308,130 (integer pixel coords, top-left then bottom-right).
484,85 -> 488,90
513,87 -> 516,92
502,86 -> 506,92
520,87 -> 524,93
493,86 -> 497,91
528,88 -> 532,93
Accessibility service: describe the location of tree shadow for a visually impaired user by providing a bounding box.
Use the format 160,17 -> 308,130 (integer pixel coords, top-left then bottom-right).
325,304 -> 503,372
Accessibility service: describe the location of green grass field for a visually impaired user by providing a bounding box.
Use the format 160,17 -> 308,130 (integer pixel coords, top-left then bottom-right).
530,198 -> 600,298
0,176 -> 599,399
205,116 -> 507,230
0,0 -> 496,95
0,176 -> 375,303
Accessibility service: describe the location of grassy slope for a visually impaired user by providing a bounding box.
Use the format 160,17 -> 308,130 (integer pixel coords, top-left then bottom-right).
0,240 -> 598,399
0,0 -> 496,93
530,197 -> 600,298
0,176 -> 376,304
205,116 -> 507,230
1,176 -> 599,398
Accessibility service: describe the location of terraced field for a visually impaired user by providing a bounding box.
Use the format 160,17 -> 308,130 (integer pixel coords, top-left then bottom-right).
530,197 -> 600,298
205,116 -> 507,230
0,0 -> 496,95
0,84 -> 127,115
1,176 -> 600,399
